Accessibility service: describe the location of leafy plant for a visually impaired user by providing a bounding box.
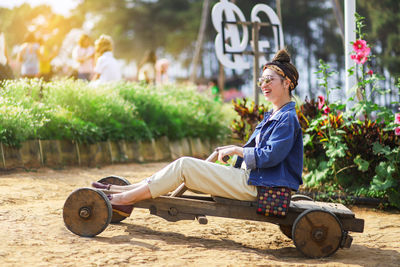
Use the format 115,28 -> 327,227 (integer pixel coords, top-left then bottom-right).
300,13 -> 400,208
232,14 -> 400,208
230,98 -> 270,142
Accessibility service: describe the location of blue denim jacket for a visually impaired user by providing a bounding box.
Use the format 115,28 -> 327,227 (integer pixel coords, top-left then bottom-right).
234,102 -> 303,190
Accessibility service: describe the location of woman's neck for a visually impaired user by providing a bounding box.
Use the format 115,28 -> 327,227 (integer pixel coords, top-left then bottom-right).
272,97 -> 291,112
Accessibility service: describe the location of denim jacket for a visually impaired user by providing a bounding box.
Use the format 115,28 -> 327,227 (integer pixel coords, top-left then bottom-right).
234,102 -> 303,190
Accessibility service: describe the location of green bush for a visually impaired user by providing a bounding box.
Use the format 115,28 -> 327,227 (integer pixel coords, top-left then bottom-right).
0,98 -> 43,147
298,14 -> 400,208
117,82 -> 229,140
299,97 -> 399,207
0,79 -> 229,146
41,80 -> 152,142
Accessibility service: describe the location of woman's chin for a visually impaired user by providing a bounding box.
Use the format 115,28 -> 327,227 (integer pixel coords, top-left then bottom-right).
263,93 -> 271,100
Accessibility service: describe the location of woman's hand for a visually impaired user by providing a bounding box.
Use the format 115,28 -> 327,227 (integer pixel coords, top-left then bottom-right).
215,145 -> 243,163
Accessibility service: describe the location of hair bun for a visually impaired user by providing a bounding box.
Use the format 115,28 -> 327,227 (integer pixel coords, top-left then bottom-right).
272,49 -> 291,63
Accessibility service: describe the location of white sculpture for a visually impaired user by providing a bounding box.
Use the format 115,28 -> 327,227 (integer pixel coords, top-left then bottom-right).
212,0 -> 284,69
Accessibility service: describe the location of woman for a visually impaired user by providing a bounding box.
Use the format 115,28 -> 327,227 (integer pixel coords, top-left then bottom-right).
93,49 -> 303,214
0,32 -> 14,80
38,38 -> 58,81
91,34 -> 122,84
137,50 -> 156,84
17,32 -> 40,78
72,34 -> 94,81
155,58 -> 169,85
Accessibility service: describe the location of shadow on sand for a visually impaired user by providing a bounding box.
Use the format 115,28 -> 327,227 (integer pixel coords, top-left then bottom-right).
94,222 -> 400,266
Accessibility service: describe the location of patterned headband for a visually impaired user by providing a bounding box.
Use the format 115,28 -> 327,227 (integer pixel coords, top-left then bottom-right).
264,62 -> 297,91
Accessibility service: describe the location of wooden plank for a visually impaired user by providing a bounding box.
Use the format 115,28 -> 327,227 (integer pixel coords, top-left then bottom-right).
289,200 -> 355,218
179,195 -> 215,201
134,196 -> 298,225
212,196 -> 254,207
341,217 -> 364,233
133,195 -> 363,233
170,183 -> 187,197
212,197 -> 355,218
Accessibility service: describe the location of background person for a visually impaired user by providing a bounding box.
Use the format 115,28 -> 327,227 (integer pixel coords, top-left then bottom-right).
92,49 -> 303,216
137,50 -> 156,84
17,32 -> 40,78
0,32 -> 14,81
72,34 -> 94,81
91,34 -> 121,85
208,78 -> 221,102
38,38 -> 58,82
155,58 -> 169,85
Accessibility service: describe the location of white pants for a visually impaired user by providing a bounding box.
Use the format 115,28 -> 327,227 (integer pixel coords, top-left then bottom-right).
146,157 -> 258,201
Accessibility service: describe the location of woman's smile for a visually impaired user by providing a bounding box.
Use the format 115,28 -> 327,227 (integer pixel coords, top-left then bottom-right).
262,87 -> 272,96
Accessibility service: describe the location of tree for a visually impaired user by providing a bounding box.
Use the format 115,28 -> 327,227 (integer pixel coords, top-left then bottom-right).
0,4 -> 81,58
358,0 -> 400,78
189,0 -> 211,83
73,0 -> 203,64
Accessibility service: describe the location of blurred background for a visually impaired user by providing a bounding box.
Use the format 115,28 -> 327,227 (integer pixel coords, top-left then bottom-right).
0,0 -> 399,105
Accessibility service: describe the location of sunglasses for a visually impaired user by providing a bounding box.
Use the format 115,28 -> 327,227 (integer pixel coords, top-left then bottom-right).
257,76 -> 283,87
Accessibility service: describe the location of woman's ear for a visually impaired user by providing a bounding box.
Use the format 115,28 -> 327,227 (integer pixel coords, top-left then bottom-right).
284,78 -> 291,90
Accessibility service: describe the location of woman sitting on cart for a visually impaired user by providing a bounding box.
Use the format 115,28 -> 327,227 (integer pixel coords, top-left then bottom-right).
92,49 -> 303,214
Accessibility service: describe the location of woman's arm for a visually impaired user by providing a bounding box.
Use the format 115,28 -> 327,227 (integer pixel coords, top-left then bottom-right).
243,117 -> 298,169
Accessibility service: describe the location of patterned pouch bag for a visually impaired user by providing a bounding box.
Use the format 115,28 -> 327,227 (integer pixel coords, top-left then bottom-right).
256,186 -> 291,217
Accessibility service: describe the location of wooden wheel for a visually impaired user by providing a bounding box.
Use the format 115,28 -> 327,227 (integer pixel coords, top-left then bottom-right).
291,194 -> 314,201
279,224 -> 293,239
63,188 -> 112,237
292,209 -> 343,258
97,175 -> 131,223
98,175 -> 131,187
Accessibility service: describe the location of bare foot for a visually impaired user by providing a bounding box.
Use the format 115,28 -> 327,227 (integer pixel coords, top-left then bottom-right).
109,184 -> 152,205
109,192 -> 132,205
109,181 -> 147,192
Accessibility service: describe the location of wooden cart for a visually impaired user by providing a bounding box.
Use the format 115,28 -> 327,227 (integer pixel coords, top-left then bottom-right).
63,153 -> 364,258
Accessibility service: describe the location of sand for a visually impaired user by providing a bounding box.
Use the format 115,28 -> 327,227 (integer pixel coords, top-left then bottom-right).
0,162 -> 399,266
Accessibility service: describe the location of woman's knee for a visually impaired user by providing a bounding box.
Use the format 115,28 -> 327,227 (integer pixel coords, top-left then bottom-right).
176,156 -> 193,168
175,156 -> 200,174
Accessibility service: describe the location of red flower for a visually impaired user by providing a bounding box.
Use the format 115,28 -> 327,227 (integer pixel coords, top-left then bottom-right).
317,95 -> 325,110
395,126 -> 400,136
323,106 -> 330,114
368,70 -> 374,75
351,39 -> 371,64
353,39 -> 368,53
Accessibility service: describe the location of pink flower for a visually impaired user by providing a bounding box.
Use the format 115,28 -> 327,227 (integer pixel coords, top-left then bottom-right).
353,39 -> 368,53
361,46 -> 371,57
317,95 -> 325,110
395,126 -> 400,136
351,39 -> 371,64
323,106 -> 330,114
353,40 -> 371,56
367,70 -> 373,75
395,113 -> 400,124
351,53 -> 369,64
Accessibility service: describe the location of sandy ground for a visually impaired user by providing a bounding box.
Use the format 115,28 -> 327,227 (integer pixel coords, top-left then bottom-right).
0,162 -> 399,267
